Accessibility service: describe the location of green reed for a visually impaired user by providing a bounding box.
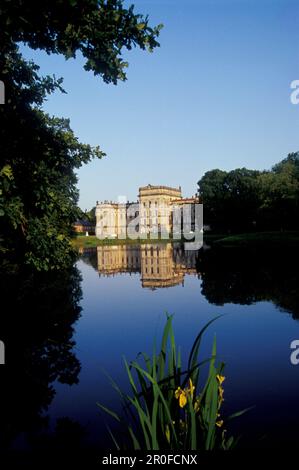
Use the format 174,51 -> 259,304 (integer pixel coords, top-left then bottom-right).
98,314 -> 249,450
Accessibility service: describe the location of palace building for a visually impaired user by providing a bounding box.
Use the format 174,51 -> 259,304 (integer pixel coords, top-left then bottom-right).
96,184 -> 199,239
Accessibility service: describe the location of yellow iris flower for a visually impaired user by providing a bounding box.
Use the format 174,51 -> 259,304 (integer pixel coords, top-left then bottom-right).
216,374 -> 225,385
174,387 -> 187,408
175,378 -> 195,408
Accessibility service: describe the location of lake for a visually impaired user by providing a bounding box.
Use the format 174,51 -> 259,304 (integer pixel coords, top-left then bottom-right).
1,241 -> 299,457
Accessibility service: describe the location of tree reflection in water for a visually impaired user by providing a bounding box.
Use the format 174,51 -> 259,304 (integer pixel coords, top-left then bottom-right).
0,266 -> 83,455
196,243 -> 299,319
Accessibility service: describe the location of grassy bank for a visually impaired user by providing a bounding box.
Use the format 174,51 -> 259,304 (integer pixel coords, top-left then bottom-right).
72,231 -> 299,249
72,234 -> 176,248
212,231 -> 299,247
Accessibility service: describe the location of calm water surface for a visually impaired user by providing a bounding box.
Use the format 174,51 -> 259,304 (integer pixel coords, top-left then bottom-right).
52,243 -> 299,449
1,242 -> 299,454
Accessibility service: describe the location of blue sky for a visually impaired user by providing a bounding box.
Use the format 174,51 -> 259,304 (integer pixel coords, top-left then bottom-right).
22,0 -> 299,210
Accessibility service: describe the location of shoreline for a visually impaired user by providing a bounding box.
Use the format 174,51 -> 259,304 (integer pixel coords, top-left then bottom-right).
72,230 -> 299,248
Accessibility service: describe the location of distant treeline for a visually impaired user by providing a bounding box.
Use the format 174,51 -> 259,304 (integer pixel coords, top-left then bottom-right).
77,207 -> 96,225
198,152 -> 299,232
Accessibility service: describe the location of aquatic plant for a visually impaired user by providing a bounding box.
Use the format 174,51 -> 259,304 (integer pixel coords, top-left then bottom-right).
98,314 -> 248,450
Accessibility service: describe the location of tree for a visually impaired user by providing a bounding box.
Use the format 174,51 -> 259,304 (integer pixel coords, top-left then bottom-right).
198,153 -> 299,232
222,168 -> 261,231
85,206 -> 96,224
198,168 -> 260,231
257,153 -> 299,230
197,169 -> 228,230
0,0 -> 162,84
0,0 -> 162,270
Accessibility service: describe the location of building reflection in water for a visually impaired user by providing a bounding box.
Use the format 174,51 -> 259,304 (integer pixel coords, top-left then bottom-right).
96,243 -> 199,289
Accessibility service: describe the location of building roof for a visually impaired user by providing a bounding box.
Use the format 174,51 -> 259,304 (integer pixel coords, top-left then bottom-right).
139,184 -> 181,193
74,219 -> 94,226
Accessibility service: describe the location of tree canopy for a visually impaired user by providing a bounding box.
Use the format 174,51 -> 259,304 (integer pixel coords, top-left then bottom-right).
0,0 -> 162,84
0,0 -> 162,270
198,153 -> 299,232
